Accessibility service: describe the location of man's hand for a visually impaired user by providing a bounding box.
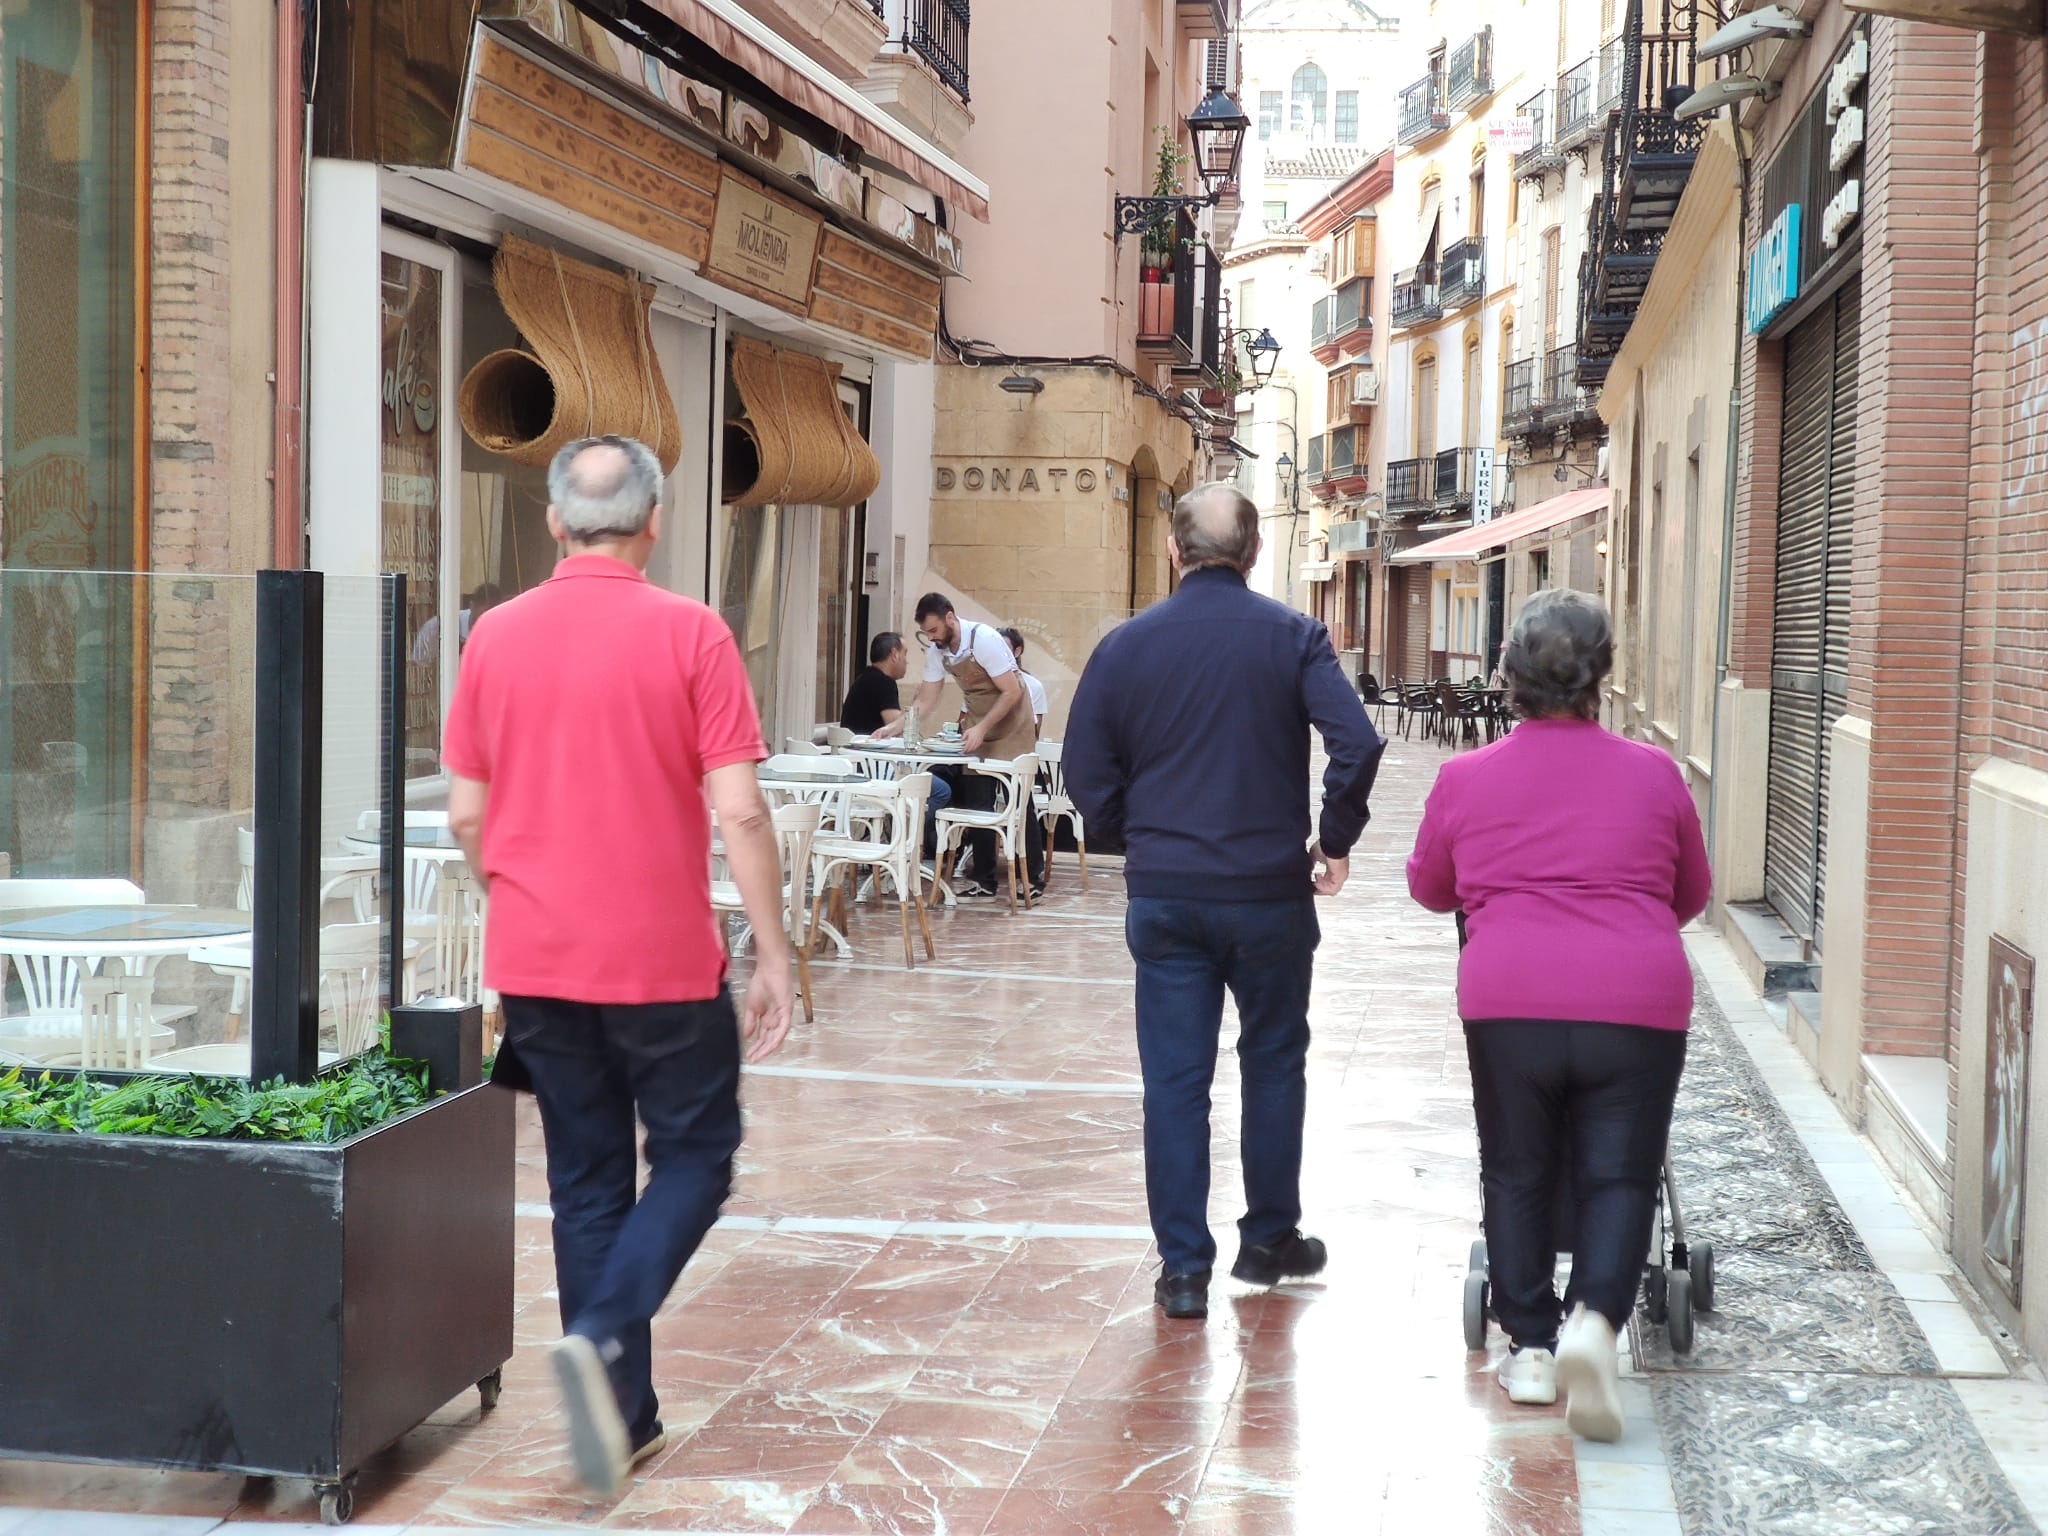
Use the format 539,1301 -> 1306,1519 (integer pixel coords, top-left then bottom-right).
872,716 -> 904,740
1311,842 -> 1350,898
962,724 -> 989,756
740,963 -> 795,1063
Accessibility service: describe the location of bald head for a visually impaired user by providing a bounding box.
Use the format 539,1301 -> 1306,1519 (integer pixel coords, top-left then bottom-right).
1170,483 -> 1261,575
547,435 -> 662,543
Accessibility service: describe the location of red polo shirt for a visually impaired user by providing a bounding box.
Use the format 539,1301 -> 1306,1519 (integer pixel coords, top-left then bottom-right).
441,556 -> 766,1004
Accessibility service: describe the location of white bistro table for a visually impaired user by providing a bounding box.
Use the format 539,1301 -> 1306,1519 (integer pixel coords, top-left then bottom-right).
343,827 -> 484,1006
0,905 -> 251,1069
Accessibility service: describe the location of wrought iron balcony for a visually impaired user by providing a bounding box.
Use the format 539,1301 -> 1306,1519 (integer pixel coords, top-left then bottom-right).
1387,458 -> 1431,514
1440,238 -> 1486,312
1503,357 -> 1540,435
1447,29 -> 1495,112
1556,57 -> 1595,148
1391,263 -> 1441,330
1516,90 -> 1562,181
902,0 -> 970,102
1436,447 -> 1482,509
1176,0 -> 1229,40
865,0 -> 884,14
1545,342 -> 1596,424
1398,74 -> 1450,145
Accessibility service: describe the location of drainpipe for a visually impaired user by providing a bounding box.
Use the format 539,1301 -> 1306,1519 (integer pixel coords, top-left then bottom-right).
1705,121 -> 1753,902
272,0 -> 308,569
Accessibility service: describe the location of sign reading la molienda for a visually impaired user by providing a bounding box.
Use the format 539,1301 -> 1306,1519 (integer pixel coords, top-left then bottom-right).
1748,203 -> 1802,335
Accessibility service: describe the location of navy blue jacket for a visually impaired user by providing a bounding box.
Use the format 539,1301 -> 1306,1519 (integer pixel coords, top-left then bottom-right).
1063,567 -> 1386,902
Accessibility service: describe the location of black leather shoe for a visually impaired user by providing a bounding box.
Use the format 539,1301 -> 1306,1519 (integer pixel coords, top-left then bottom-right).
1154,1270 -> 1211,1319
1231,1231 -> 1328,1287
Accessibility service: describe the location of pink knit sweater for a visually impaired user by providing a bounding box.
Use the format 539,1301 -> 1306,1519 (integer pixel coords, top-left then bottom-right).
1407,719 -> 1712,1031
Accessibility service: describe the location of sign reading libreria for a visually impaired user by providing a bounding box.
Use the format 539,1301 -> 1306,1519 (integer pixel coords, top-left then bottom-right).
1748,203 -> 1802,335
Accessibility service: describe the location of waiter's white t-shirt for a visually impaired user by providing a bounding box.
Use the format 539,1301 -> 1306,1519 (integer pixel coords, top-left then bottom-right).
1021,670 -> 1048,722
923,620 -> 1017,685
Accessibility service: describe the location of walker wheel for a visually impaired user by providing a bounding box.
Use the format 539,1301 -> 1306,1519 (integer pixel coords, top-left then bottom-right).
1688,1241 -> 1716,1312
1667,1269 -> 1695,1353
1644,1265 -> 1668,1325
1463,1270 -> 1491,1351
1468,1238 -> 1489,1274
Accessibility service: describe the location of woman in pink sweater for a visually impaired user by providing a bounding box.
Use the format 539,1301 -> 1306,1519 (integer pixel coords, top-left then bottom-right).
1408,589 -> 1709,1443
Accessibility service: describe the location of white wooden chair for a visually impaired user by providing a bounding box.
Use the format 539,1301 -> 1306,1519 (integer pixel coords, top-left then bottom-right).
935,755 -> 1042,915
152,921 -> 386,1076
811,774 -> 935,970
1034,741 -> 1090,891
712,802 -> 819,1023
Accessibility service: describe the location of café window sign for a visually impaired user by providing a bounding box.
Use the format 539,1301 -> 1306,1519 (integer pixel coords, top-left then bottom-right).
1748,204 -> 1803,335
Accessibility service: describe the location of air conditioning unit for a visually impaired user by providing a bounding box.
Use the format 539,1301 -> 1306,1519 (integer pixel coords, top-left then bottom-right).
1352,371 -> 1380,405
1309,250 -> 1330,276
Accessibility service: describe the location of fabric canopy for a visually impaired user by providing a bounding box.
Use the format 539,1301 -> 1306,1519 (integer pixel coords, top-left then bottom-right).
645,0 -> 991,222
1387,486 -> 1610,565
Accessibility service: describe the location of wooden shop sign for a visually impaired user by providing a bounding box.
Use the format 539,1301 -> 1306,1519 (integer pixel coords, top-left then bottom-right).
708,175 -> 823,308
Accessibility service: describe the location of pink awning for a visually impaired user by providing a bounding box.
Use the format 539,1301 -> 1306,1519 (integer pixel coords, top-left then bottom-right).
644,0 -> 992,222
1388,486 -> 1610,564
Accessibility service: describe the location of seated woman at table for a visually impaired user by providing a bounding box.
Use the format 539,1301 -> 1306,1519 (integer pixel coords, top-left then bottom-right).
1406,589 -> 1709,1444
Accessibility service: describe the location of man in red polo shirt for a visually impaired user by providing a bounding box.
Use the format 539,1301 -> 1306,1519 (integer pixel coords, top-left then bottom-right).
444,435 -> 793,1500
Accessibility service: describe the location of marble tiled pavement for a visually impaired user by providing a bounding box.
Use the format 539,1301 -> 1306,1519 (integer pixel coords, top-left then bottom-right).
5,739 -> 2048,1535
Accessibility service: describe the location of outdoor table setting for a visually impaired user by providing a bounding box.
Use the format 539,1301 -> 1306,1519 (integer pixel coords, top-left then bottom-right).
0,904 -> 252,1069
343,824 -> 485,1007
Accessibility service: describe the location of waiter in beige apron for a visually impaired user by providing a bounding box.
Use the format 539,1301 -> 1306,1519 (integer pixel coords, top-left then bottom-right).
875,593 -> 1037,896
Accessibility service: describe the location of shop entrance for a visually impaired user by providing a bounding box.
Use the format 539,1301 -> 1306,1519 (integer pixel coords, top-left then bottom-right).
1764,276 -> 1860,949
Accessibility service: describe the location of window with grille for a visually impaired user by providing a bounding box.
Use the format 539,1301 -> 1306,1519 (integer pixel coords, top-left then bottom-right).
1259,91 -> 1281,140
1264,200 -> 1289,226
1336,91 -> 1359,143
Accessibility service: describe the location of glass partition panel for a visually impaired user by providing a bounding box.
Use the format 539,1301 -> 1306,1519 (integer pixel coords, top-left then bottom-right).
0,569 -> 257,1076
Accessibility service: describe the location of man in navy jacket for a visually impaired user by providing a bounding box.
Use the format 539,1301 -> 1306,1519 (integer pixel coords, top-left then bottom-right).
1064,483 -> 1385,1320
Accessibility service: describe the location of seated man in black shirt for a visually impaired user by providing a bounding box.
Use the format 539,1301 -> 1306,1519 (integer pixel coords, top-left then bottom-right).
841,632 -> 910,735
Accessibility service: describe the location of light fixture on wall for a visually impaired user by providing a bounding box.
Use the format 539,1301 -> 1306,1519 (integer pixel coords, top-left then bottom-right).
1276,451 -> 1295,500
1698,4 -> 1810,62
1674,73 -> 1778,122
999,374 -> 1045,395
1596,538 -> 1611,558
1112,87 -> 1252,238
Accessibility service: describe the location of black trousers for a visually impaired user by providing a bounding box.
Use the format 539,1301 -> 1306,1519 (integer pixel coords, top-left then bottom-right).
1463,1019 -> 1687,1347
503,992 -> 742,1442
951,771 -> 1046,888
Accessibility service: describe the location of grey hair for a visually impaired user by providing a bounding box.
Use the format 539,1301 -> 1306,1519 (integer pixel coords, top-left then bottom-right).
1171,482 -> 1260,573
1504,589 -> 1614,720
547,435 -> 663,541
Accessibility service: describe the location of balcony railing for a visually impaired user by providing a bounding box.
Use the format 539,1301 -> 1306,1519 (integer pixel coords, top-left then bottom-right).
1435,447 -> 1482,509
1387,458 -> 1431,513
1503,357 -> 1539,434
1544,343 -> 1585,417
1306,434 -> 1326,480
1516,90 -> 1561,180
864,0 -> 885,14
1398,74 -> 1450,145
1440,238 -> 1486,311
1391,262 -> 1441,329
1311,295 -> 1334,353
1557,57 -> 1595,146
902,0 -> 970,102
1447,29 -> 1495,111
1138,208 -> 1198,364
1325,425 -> 1361,483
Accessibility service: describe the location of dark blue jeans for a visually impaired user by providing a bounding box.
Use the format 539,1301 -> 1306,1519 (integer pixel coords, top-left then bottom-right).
502,992 -> 743,1442
1126,895 -> 1320,1275
1463,1019 -> 1687,1346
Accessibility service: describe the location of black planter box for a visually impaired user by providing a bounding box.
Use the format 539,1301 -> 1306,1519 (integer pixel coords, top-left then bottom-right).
0,1084 -> 515,1496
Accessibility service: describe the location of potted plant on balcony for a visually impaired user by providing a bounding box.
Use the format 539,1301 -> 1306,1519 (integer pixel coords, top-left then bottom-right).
1199,360 -> 1244,410
1139,129 -> 1189,342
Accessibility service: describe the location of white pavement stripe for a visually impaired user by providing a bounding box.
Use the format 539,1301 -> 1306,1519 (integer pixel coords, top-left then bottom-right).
827,961 -> 1134,987
743,1063 -> 1141,1095
511,1202 -> 1153,1242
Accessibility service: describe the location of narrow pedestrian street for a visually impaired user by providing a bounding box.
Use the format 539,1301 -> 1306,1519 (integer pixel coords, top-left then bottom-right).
4,742 -> 2046,1536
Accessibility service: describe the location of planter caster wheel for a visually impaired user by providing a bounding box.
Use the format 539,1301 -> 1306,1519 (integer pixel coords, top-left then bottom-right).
1666,1269 -> 1695,1354
1462,1269 -> 1491,1352
478,1368 -> 504,1412
1688,1240 -> 1716,1312
318,1478 -> 357,1527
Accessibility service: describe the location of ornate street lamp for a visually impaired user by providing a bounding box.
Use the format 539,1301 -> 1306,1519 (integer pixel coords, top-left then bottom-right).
1239,328 -> 1281,388
1112,86 -> 1252,239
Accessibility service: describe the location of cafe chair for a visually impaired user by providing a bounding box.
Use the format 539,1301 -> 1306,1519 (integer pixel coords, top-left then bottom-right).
151,922 -> 390,1077
712,801 -> 820,1024
0,878 -> 188,1067
1034,742 -> 1088,891
935,754 -> 1041,916
811,774 -> 936,971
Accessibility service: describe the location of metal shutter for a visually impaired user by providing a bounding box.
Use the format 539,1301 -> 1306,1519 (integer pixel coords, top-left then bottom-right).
1763,278 -> 1858,947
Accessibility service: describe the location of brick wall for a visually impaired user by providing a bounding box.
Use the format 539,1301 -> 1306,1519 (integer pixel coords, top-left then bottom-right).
1855,21 -> 1979,1056
147,0 -> 237,816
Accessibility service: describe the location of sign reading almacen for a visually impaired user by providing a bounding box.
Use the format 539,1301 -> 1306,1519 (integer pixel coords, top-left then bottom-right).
708,176 -> 822,306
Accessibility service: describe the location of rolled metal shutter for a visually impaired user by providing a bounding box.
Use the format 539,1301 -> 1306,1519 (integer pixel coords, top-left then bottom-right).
1816,278 -> 1860,949
1764,302 -> 1834,941
1764,278 -> 1859,946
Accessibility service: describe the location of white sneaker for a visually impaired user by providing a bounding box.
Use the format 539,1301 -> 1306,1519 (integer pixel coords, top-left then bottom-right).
1555,1303 -> 1625,1442
1497,1345 -> 1557,1406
